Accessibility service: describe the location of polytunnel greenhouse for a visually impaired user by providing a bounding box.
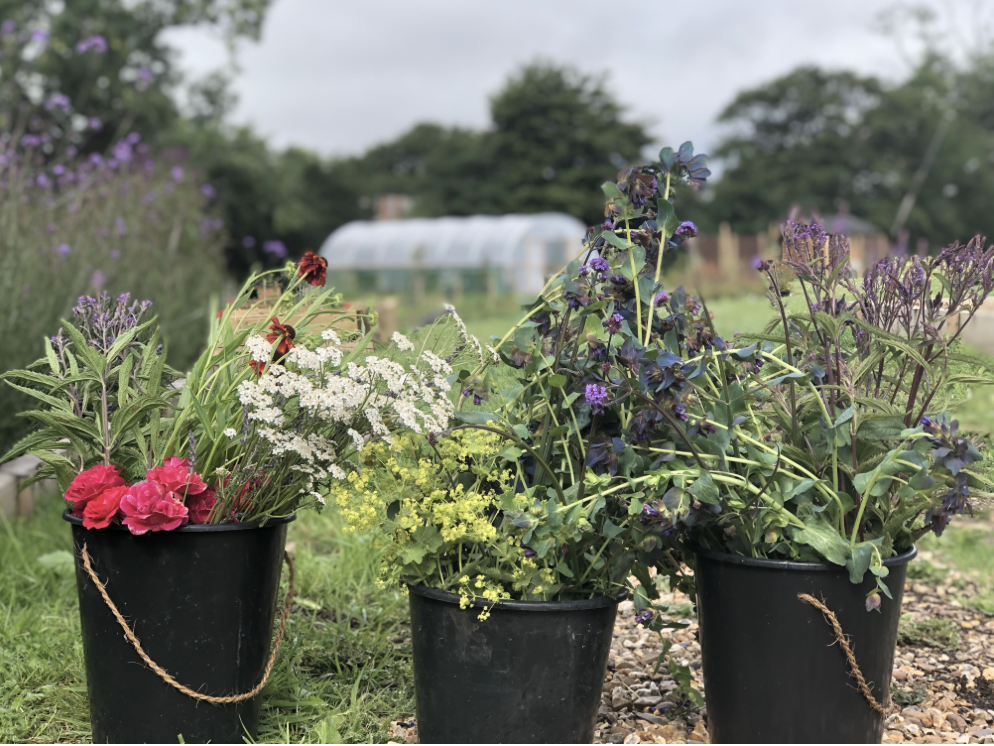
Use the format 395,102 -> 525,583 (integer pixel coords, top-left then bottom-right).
318,213 -> 588,297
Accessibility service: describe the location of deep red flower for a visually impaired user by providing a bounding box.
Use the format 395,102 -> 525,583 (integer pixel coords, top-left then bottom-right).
249,359 -> 266,376
297,251 -> 327,287
186,486 -> 217,524
266,316 -> 295,360
120,480 -> 188,535
81,485 -> 129,530
65,464 -> 126,518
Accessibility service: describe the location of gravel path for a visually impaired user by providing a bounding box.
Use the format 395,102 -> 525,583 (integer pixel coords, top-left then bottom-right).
390,556 -> 994,745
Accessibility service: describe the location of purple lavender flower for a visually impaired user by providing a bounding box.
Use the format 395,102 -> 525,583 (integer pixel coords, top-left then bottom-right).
635,609 -> 655,625
112,140 -> 133,163
56,243 -> 71,257
674,221 -> 698,238
143,190 -> 157,204
88,117 -> 103,131
170,165 -> 184,182
35,173 -> 49,187
590,256 -> 610,273
110,249 -> 121,259
90,271 -> 106,290
30,29 -> 48,44
1,20 -> 16,36
21,134 -> 41,148
75,35 -> 108,53
115,217 -> 127,236
585,384 -> 610,413
200,183 -> 216,199
137,66 -> 153,83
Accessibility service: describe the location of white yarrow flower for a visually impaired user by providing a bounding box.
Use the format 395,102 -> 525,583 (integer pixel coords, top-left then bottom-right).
223,427 -> 237,438
391,331 -> 416,351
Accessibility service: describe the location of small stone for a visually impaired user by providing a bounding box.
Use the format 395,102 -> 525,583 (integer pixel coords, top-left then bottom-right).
635,695 -> 663,707
609,734 -> 626,744
623,734 -> 641,744
894,670 -> 908,682
945,713 -> 967,730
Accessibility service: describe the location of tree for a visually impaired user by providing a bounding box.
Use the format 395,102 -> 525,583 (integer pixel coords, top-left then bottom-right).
342,62 -> 652,226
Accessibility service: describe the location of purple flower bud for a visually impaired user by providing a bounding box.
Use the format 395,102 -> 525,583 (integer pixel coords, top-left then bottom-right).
865,594 -> 881,612
590,256 -> 610,273
653,291 -> 669,306
674,221 -> 697,238
578,264 -> 590,277
673,403 -> 688,421
603,312 -> 624,335
635,610 -> 654,625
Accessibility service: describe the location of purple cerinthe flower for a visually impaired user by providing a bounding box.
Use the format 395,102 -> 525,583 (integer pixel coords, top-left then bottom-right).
590,256 -> 610,273
654,291 -> 669,307
585,384 -> 609,412
635,609 -> 654,624
603,313 -> 624,335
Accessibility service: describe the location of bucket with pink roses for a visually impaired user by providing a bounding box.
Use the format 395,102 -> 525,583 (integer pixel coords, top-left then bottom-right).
2,257 -> 483,743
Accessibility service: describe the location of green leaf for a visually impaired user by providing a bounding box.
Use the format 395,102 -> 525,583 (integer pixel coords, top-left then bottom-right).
690,472 -> 720,505
601,182 -> 625,201
37,550 -> 75,577
793,515 -> 850,566
548,374 -> 567,388
453,411 -> 497,425
846,543 -> 873,583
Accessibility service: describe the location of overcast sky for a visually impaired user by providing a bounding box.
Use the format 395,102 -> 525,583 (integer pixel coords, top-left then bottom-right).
164,0 -> 990,160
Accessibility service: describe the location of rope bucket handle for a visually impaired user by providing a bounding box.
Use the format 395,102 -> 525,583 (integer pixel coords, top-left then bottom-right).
798,593 -> 892,715
79,541 -> 295,705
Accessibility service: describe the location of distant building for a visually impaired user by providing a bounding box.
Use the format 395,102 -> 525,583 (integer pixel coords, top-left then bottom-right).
318,213 -> 588,297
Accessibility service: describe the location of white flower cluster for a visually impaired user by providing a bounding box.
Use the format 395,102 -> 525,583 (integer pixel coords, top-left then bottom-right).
444,303 -> 485,364
237,329 -> 455,490
391,331 -> 416,351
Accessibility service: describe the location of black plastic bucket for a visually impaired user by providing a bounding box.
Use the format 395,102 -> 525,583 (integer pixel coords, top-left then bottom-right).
65,511 -> 293,744
694,545 -> 916,744
408,585 -> 625,743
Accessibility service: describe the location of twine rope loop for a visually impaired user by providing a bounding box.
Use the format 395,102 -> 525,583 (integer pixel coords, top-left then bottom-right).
80,541 -> 294,705
797,592 -> 892,715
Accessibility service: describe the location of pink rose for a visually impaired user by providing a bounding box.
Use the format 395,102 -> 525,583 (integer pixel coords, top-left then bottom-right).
162,456 -> 191,470
146,462 -> 209,499
186,487 -> 217,524
81,485 -> 129,530
120,481 -> 188,535
65,464 -> 125,518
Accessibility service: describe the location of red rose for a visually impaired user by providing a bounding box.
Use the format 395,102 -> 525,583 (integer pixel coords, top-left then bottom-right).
186,486 -> 217,524
65,464 -> 126,518
81,485 -> 129,530
297,251 -> 327,287
120,480 -> 188,535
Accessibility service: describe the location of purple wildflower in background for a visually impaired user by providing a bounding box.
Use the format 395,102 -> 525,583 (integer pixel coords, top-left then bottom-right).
88,117 -> 103,131
53,164 -> 65,176
585,384 -> 609,413
44,93 -> 70,113
89,153 -> 103,166
1,20 -> 16,36
263,240 -> 288,259
116,217 -> 127,236
112,140 -> 133,163
590,256 -> 610,273
653,291 -> 669,306
200,183 -> 216,199
75,35 -> 107,53
242,236 -> 257,249
72,292 -> 153,353
674,221 -> 698,238
143,190 -> 157,204
30,29 -> 48,44
56,243 -> 71,257
170,166 -> 184,182
35,173 -> 49,187
90,271 -> 106,290
21,134 -> 41,147
110,249 -> 120,259
137,66 -> 153,83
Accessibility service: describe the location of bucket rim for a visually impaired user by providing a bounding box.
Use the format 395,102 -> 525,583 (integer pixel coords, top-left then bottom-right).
690,543 -> 917,571
63,509 -> 296,532
407,583 -> 628,611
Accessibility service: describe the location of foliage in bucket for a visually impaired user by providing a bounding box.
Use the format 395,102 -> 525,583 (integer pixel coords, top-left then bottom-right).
336,144 -> 715,624
0,253 -> 477,532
